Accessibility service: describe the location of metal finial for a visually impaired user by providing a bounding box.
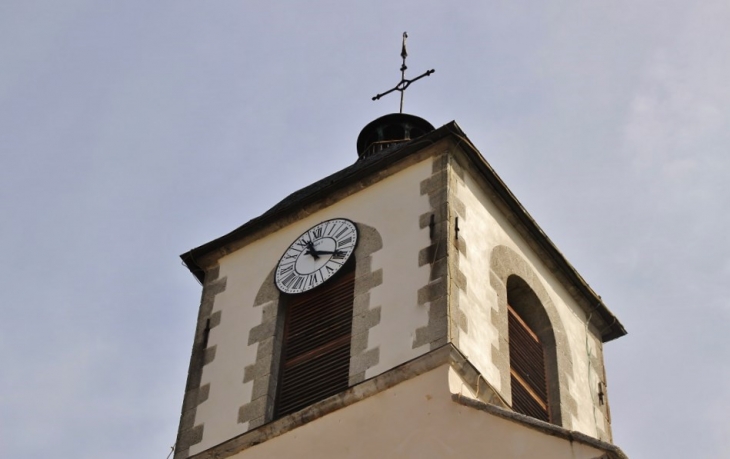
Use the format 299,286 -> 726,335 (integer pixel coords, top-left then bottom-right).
401,32 -> 408,60
372,32 -> 435,114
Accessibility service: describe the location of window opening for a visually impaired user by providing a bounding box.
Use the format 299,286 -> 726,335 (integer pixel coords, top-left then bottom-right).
275,259 -> 355,418
509,304 -> 550,422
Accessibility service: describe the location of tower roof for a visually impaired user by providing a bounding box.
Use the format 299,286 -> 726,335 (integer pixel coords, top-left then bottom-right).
181,121 -> 627,342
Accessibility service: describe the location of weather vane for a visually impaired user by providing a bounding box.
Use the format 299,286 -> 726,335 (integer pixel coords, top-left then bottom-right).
372,32 -> 435,114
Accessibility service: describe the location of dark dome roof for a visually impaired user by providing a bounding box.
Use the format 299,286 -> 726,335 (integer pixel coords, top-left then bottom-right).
356,113 -> 435,159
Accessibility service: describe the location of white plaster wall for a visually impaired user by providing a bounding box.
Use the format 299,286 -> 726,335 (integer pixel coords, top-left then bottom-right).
450,165 -> 504,392
190,157 -> 434,453
189,235 -> 280,454
227,365 -> 608,459
453,164 -> 608,439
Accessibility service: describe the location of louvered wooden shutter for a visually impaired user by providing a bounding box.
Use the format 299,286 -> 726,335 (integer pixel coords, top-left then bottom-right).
508,305 -> 550,422
276,264 -> 355,418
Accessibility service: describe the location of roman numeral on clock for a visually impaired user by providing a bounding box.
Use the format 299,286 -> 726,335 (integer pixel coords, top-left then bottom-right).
335,227 -> 349,239
282,272 -> 297,288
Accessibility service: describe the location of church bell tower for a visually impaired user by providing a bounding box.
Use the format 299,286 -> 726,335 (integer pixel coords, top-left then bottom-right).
173,36 -> 628,459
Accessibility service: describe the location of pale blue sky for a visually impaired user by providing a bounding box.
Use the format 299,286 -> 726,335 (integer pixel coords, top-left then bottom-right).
1,2 -> 729,458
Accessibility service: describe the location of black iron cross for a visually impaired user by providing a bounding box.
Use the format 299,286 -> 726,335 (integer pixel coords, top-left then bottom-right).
372,32 -> 435,113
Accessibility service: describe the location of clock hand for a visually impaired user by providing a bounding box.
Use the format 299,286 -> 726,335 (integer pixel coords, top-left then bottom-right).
304,240 -> 320,260
313,250 -> 345,256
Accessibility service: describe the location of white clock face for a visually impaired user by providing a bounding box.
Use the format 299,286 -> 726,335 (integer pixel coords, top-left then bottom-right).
275,218 -> 358,294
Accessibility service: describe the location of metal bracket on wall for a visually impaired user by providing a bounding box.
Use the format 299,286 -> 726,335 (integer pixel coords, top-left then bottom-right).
598,382 -> 605,405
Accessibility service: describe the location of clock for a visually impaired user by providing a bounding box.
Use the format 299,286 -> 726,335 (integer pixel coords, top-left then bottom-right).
275,218 -> 358,294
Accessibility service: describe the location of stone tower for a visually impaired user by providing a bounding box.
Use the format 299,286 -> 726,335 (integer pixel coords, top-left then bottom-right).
174,113 -> 628,459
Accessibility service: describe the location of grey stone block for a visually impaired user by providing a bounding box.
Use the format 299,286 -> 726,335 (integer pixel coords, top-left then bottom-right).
205,265 -> 221,282
354,268 -> 383,296
418,245 -> 433,267
429,257 -> 447,280
355,223 -> 383,256
355,255 -> 373,278
179,424 -> 204,450
208,310 -> 222,329
205,277 -> 227,297
246,353 -> 274,381
455,237 -> 467,256
451,159 -> 465,180
253,269 -> 279,307
428,296 -> 448,320
350,331 -> 370,355
247,319 -> 276,346
432,152 -> 449,173
256,336 -> 275,360
350,347 -> 379,377
491,343 -> 510,402
419,170 -> 448,196
561,392 -> 578,429
251,375 -> 273,400
413,314 -> 447,349
417,278 -> 445,305
451,194 -> 467,219
352,307 -> 381,333
238,396 -> 267,424
260,301 -> 278,323
455,309 -> 469,333
243,363 -> 256,383
197,384 -> 210,405
349,372 -> 366,386
419,212 -> 433,229
352,292 -> 371,316
180,407 -> 197,431
418,243 -> 447,267
182,388 -> 199,412
453,268 -> 467,291
428,188 -> 449,209
203,345 -> 217,366
247,416 -> 266,430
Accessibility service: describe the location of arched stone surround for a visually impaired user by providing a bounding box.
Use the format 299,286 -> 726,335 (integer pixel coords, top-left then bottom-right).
489,245 -> 577,428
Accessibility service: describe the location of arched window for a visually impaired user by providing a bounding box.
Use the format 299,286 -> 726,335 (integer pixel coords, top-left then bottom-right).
275,257 -> 356,418
507,275 -> 560,424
